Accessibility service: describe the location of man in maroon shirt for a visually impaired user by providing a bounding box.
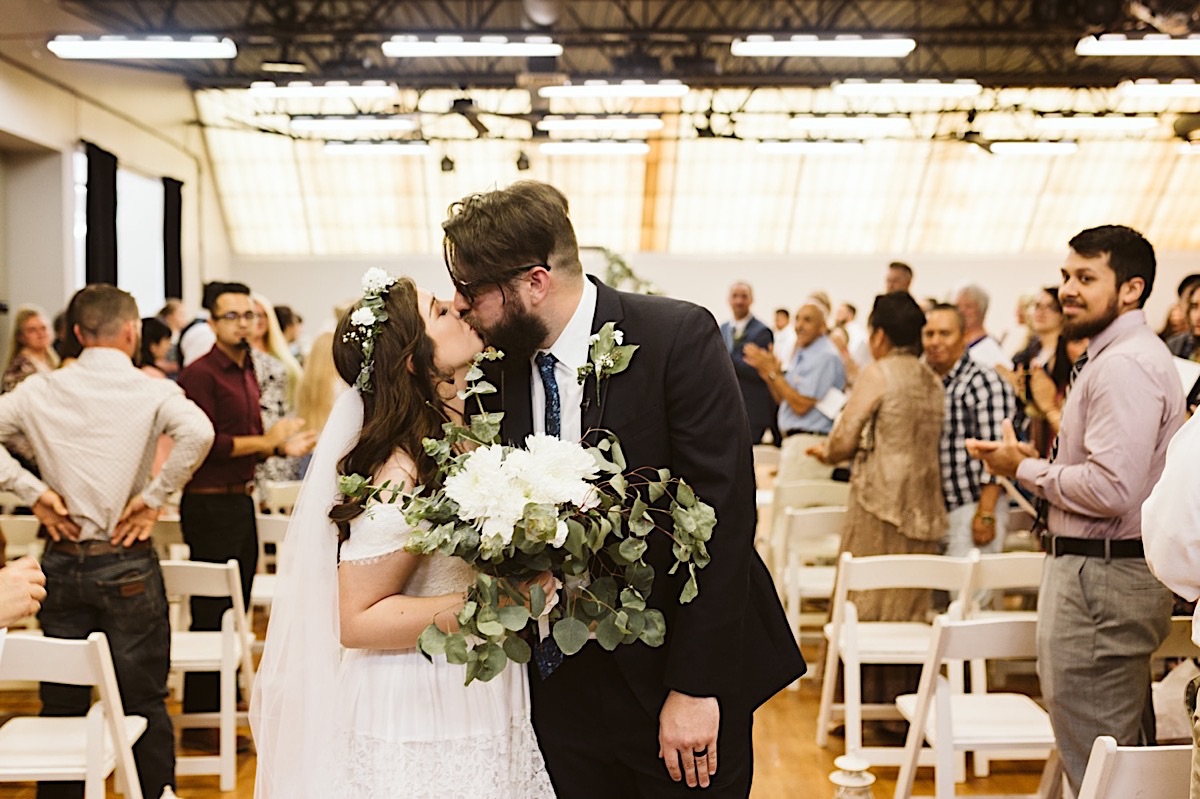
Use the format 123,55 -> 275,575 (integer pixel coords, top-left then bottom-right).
177,282 -> 314,751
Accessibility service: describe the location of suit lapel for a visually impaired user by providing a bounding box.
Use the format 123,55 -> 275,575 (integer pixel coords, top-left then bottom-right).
581,278 -> 624,441
500,357 -> 534,446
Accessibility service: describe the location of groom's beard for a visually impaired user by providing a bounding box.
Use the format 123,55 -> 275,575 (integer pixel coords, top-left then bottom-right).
478,301 -> 550,362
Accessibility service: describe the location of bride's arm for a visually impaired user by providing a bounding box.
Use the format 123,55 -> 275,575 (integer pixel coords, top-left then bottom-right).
337,454 -> 465,650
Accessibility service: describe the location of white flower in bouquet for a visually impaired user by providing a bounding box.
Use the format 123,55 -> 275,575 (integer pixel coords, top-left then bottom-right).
442,444 -> 527,545
508,434 -> 601,512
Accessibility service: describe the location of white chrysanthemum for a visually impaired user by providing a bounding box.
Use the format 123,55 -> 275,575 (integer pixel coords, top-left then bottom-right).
510,434 -> 601,510
350,307 -> 376,328
551,519 -> 569,548
361,267 -> 396,295
443,445 -> 526,545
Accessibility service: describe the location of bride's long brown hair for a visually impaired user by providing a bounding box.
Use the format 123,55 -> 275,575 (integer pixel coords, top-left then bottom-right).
328,278 -> 448,537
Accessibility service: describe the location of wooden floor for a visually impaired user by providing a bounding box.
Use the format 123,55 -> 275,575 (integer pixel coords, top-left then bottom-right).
0,669 -> 1045,798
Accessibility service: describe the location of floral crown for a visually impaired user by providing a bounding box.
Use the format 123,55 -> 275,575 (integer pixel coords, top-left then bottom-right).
342,268 -> 398,392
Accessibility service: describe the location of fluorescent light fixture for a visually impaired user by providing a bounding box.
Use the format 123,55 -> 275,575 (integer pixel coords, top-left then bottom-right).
538,80 -> 689,99
536,115 -> 663,132
48,34 -> 236,59
789,114 -> 910,134
248,80 -> 397,99
731,34 -> 915,58
291,114 -> 419,134
833,79 -> 982,98
261,60 -> 307,74
1116,79 -> 1200,98
383,34 -> 562,58
1077,33 -> 1200,56
538,141 -> 651,155
758,139 -> 865,154
988,140 -> 1078,155
1034,113 -> 1158,131
323,140 -> 431,155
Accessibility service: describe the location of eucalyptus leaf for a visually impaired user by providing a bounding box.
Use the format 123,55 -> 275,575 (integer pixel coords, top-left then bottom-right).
477,619 -> 505,637
529,583 -> 546,618
630,497 -> 648,523
444,634 -> 469,664
620,587 -> 646,611
618,537 -> 647,562
503,633 -> 532,664
564,519 -> 586,559
648,480 -> 665,502
625,561 -> 654,596
640,610 -> 666,647
498,605 -> 531,631
680,564 -> 699,604
676,481 -> 696,508
457,600 -> 478,626
417,623 -> 448,656
595,613 -> 624,651
476,642 -> 508,682
553,617 -> 590,656
609,472 -> 628,500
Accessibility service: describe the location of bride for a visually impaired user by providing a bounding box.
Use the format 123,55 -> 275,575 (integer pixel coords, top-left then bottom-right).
250,273 -> 554,798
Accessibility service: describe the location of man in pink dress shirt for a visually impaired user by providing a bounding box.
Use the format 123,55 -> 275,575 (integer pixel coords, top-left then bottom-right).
968,224 -> 1185,794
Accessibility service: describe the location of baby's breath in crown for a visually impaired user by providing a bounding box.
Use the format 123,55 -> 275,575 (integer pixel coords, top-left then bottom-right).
342,268 -> 398,392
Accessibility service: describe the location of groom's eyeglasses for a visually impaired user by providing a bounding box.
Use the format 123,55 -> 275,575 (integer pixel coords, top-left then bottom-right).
448,262 -> 550,303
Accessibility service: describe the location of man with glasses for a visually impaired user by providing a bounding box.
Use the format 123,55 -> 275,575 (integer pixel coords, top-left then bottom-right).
444,181 -> 803,798
176,282 -> 314,752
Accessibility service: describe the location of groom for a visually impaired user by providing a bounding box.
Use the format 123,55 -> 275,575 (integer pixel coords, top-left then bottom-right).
445,181 -> 804,797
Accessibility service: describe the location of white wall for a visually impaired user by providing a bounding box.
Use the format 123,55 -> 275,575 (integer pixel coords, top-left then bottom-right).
0,4 -> 231,322
233,249 -> 1200,351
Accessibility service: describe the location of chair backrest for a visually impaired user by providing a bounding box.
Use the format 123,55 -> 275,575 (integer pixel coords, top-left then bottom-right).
752,444 -> 781,470
782,506 -> 845,562
1154,616 -> 1200,661
260,480 -> 302,515
970,551 -> 1045,592
160,559 -> 242,605
1076,735 -> 1191,799
774,479 -> 851,511
928,616 -> 1039,663
255,514 -> 290,573
0,515 -> 43,560
0,491 -> 28,514
835,551 -> 978,596
0,632 -> 136,758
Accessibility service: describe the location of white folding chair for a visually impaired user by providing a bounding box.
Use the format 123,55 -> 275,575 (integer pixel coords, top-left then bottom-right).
816,551 -> 977,769
161,559 -> 256,791
961,551 -> 1045,777
0,632 -> 147,799
768,479 -> 851,576
249,514 -> 290,654
1,514 -> 43,561
752,443 -> 781,473
1076,735 -> 1190,799
259,480 -> 302,515
0,490 -> 29,514
150,516 -> 183,562
780,507 -> 845,654
893,617 -> 1059,799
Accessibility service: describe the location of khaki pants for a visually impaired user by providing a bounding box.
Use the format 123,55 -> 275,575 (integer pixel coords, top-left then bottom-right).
777,433 -> 835,483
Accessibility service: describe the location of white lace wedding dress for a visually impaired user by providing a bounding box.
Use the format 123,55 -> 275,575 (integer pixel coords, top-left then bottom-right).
332,504 -> 554,799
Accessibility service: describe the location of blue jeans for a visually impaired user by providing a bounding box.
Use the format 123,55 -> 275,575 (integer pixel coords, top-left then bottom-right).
37,545 -> 174,799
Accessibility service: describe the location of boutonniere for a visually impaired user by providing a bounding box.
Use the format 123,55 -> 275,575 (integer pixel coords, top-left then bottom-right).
576,323 -> 638,400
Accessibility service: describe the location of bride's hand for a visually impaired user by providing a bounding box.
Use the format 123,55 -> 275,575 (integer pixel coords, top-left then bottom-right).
506,571 -> 560,616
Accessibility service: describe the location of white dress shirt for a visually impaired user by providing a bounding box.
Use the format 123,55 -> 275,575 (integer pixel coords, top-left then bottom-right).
1142,410 -> 1200,643
531,279 -> 597,443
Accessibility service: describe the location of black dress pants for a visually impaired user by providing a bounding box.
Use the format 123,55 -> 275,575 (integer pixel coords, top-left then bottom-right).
179,492 -> 257,713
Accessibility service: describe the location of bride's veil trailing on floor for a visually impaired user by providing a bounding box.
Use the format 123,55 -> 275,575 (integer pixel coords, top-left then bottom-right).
250,389 -> 363,798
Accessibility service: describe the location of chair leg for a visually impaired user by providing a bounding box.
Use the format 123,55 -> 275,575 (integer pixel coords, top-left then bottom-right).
816,641 -> 840,747
970,657 -> 991,778
220,664 -> 236,792
844,656 -> 863,756
1036,750 -> 1064,799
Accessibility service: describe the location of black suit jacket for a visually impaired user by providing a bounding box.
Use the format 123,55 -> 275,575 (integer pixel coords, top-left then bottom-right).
720,316 -> 776,438
485,278 -> 804,716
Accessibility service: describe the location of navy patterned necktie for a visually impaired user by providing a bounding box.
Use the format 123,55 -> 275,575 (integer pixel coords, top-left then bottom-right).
535,351 -> 561,438
532,350 -> 565,678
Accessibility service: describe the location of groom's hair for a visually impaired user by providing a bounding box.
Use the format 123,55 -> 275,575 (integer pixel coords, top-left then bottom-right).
442,180 -> 583,287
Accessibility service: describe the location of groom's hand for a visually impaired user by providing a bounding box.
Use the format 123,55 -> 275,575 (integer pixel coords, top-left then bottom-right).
658,690 -> 719,788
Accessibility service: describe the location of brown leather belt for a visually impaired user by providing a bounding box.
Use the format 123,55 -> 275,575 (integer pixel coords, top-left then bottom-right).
46,538 -> 153,556
185,481 -> 255,496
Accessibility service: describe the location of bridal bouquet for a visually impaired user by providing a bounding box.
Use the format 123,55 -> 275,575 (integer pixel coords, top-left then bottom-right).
339,352 -> 717,685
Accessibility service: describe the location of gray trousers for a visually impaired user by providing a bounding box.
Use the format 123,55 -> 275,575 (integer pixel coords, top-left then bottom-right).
1037,553 -> 1172,793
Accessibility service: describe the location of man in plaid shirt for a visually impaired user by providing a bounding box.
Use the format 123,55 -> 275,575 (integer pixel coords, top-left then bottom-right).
923,303 -> 1017,557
